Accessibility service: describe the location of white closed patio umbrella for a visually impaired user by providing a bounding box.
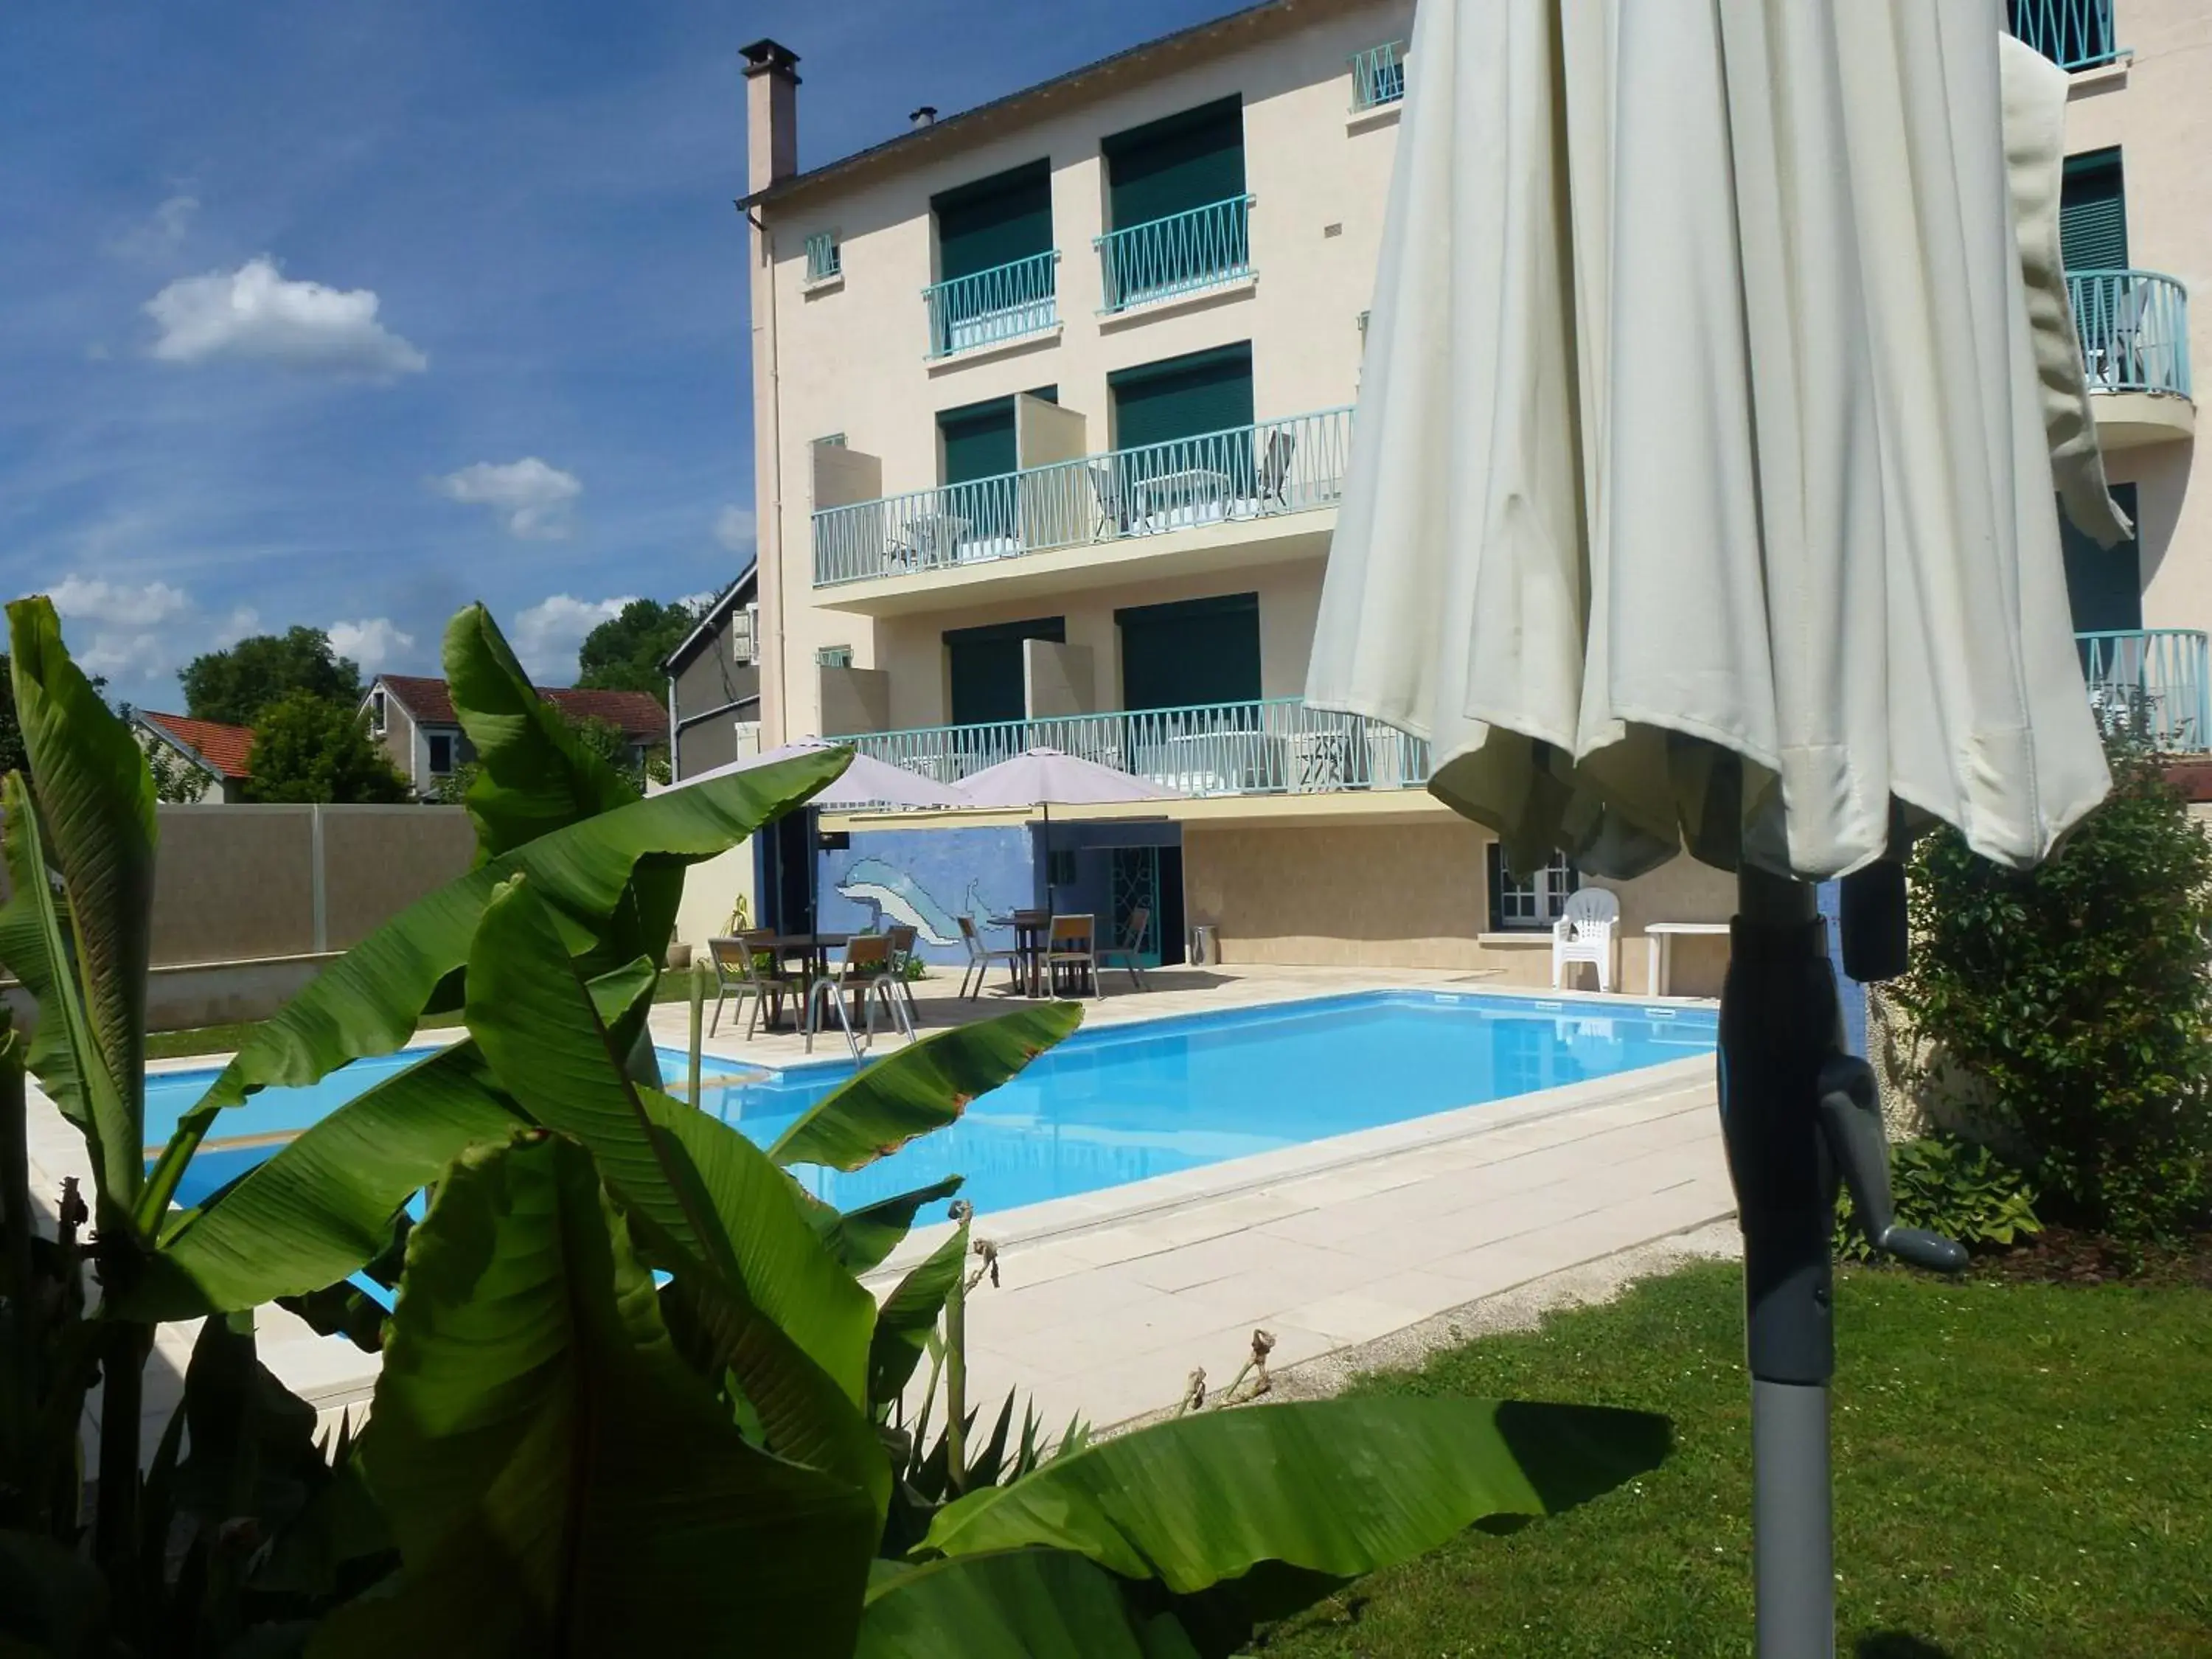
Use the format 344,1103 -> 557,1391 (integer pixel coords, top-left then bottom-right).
1309,4 -> 2128,1652
955,747 -> 1183,908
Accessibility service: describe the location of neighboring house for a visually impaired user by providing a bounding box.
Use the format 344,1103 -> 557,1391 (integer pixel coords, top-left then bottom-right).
133,712 -> 254,804
364,675 -> 667,796
661,563 -> 763,780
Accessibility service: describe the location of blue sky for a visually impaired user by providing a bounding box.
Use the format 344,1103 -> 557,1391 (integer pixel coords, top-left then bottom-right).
1,0 -> 1242,709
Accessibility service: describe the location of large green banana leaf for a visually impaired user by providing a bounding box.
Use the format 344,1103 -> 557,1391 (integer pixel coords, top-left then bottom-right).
440,604 -> 639,862
463,878 -> 887,1514
858,1550 -> 1201,1659
2,598 -> 156,1228
799,1174 -> 967,1274
128,958 -> 659,1321
866,1216 -> 968,1411
922,1397 -> 1670,1594
769,1002 -> 1084,1172
0,773 -> 138,1227
310,1133 -> 876,1659
122,1042 -> 523,1321
144,747 -> 844,1221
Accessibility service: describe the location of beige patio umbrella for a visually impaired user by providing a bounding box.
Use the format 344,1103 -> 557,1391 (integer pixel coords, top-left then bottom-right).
1307,5 -> 2128,1652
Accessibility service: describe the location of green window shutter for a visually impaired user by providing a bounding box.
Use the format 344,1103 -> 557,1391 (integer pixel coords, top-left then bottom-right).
944,616 -> 1065,727
2061,483 -> 2143,633
1108,343 -> 1254,450
938,396 -> 1018,485
1114,592 -> 1260,711
933,160 -> 1053,282
2060,150 -> 2127,271
1105,97 -> 1245,229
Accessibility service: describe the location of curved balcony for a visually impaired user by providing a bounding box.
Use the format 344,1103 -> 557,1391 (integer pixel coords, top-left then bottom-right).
2078,629 -> 2210,753
2070,269 -> 2194,449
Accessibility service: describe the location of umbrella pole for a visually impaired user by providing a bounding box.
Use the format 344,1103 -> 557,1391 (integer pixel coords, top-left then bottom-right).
1719,868 -> 1837,1659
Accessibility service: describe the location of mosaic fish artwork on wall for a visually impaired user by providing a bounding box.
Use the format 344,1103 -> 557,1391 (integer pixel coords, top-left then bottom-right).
833,856 -> 990,946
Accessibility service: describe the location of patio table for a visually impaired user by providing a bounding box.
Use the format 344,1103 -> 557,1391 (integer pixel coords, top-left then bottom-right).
986,912 -> 1052,997
1133,467 -> 1234,531
1644,922 -> 1731,997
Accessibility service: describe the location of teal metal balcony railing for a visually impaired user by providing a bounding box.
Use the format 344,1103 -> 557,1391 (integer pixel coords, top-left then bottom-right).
2079,630 -> 2211,752
838,698 -> 1432,797
923,250 -> 1059,358
2070,270 -> 2192,400
2006,0 -> 2119,72
1095,195 -> 1254,313
811,405 -> 1353,586
1351,41 -> 1406,111
804,231 -> 840,281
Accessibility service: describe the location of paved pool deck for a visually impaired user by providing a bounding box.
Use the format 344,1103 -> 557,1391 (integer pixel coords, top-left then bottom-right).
29,965 -> 1733,1458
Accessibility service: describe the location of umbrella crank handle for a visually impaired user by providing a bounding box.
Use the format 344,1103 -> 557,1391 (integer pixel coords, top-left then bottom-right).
1814,1056 -> 1966,1274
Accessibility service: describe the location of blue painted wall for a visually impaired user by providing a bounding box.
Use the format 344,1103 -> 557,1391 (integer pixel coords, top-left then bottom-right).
816,826 -> 1035,964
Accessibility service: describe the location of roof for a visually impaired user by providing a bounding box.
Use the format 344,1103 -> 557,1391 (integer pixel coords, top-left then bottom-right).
372,675 -> 666,743
742,0 -> 1327,210
138,712 -> 254,780
661,562 -> 759,675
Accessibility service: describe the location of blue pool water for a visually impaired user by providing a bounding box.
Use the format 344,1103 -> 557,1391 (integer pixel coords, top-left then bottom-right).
145,995 -> 1713,1217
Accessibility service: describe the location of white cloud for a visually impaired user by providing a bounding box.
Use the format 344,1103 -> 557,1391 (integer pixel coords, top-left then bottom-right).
40,577 -> 226,683
714,504 -> 756,553
111,193 -> 200,260
145,256 -> 428,380
48,575 -> 192,629
510,594 -> 635,682
328,616 -> 414,674
434,457 -> 582,540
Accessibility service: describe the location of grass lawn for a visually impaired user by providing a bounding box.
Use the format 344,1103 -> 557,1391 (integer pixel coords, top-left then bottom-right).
145,966 -> 704,1060
1257,1259 -> 2211,1659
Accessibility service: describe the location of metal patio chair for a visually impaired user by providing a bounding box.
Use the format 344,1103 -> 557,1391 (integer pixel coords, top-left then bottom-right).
1096,906 -> 1152,991
1043,913 -> 1104,1001
956,914 -> 1024,1000
707,932 -> 790,1040
885,922 -> 923,1023
804,932 -> 913,1057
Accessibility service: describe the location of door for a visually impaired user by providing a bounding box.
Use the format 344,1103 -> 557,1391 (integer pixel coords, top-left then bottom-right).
1116,593 -> 1264,793
945,616 -> 1065,766
1110,846 -> 1163,967
1108,345 -> 1255,519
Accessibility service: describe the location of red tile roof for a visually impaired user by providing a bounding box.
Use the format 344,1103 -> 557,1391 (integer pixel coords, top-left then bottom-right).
140,712 -> 255,779
375,676 -> 664,743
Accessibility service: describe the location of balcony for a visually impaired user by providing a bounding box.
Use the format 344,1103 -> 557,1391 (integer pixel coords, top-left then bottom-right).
838,698 -> 1431,798
923,250 -> 1058,360
811,406 -> 1352,605
2070,270 -> 2194,448
2006,0 -> 2119,73
1096,195 -> 1254,314
2079,630 -> 2210,753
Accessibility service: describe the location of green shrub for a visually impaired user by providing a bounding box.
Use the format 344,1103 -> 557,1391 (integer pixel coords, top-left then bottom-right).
1888,741 -> 2212,1242
1834,1135 -> 2042,1263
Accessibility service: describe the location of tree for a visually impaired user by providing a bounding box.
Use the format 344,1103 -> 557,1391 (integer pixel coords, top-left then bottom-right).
1891,737 -> 2212,1242
577,598 -> 699,696
242,691 -> 411,803
0,653 -> 21,779
568,709 -> 669,788
181,625 -> 364,726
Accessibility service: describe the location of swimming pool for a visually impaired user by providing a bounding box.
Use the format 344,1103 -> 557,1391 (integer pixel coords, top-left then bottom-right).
145,994 -> 1713,1218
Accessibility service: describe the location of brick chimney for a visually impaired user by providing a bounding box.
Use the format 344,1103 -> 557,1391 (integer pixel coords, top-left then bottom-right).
741,39 -> 800,195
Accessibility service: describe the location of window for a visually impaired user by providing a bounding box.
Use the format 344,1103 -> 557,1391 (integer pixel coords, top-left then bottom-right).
2059,149 -> 2126,271
427,732 -> 455,776
2006,0 -> 2118,73
1487,845 -> 1577,932
816,645 -> 854,668
929,160 -> 1057,356
1351,41 -> 1407,111
804,231 -> 841,281
1047,849 -> 1079,889
1115,592 -> 1259,713
368,689 -> 386,734
731,604 -> 759,666
813,433 -> 846,448
945,616 -> 1065,728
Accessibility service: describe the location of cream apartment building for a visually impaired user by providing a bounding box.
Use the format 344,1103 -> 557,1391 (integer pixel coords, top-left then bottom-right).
731,0 -> 2203,990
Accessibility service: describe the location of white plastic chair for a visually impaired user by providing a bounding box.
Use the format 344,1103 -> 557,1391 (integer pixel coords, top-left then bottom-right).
1551,886 -> 1620,992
